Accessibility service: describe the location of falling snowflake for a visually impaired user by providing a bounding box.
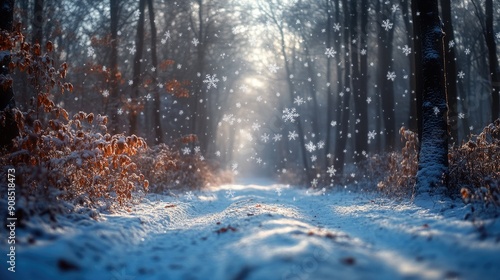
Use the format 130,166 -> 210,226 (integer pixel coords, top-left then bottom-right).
282,108 -> 299,123
252,122 -> 261,131
192,38 -> 200,46
87,46 -> 95,57
496,32 -> 500,40
391,4 -> 399,13
288,131 -> 298,141
203,74 -> 219,89
194,146 -> 201,153
327,165 -> 336,177
402,45 -> 411,56
117,108 -> 123,115
464,48 -> 471,55
261,133 -> 270,143
386,71 -> 396,81
102,90 -> 109,98
433,106 -> 440,116
366,97 -> 372,104
325,47 -> 337,58
360,49 -> 367,55
317,141 -> 325,149
333,23 -> 341,32
294,96 -> 305,106
182,147 -> 191,155
128,80 -> 134,86
268,64 -> 280,73
225,190 -> 235,198
185,191 -> 194,200
231,163 -> 238,171
330,121 -> 337,127
311,179 -> 318,188
275,187 -> 283,196
305,141 -> 317,153
367,130 -> 377,141
215,151 -> 221,157
311,155 -> 317,162
381,19 -> 393,31
458,112 -> 465,119
448,40 -> 455,48
272,134 -> 282,142
457,71 -> 465,79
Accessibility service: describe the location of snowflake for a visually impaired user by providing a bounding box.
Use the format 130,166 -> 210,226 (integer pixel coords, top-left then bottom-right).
465,48 -> 471,55
272,134 -> 282,142
128,80 -> 134,86
391,4 -> 399,13
102,90 -> 109,98
366,97 -> 372,104
185,191 -> 194,200
448,40 -> 455,48
252,122 -> 261,131
157,83 -> 164,88
256,158 -> 262,164
268,64 -> 280,73
87,46 -> 95,57
225,190 -> 235,198
311,155 -> 317,162
117,108 -> 123,115
305,141 -> 317,153
333,23 -> 341,32
381,19 -> 393,31
182,147 -> 191,155
231,163 -> 238,171
294,96 -> 305,106
194,146 -> 201,153
261,133 -> 270,143
325,47 -> 337,58
402,45 -> 411,56
458,112 -> 465,119
360,49 -> 367,55
386,71 -> 396,81
457,71 -> 465,79
192,38 -> 200,46
282,108 -> 299,123
317,141 -> 325,149
321,187 -> 326,196
311,179 -> 318,188
215,151 -> 221,157
433,106 -> 440,116
275,187 -> 283,196
288,131 -> 298,141
330,121 -> 337,127
203,74 -> 219,89
368,130 -> 377,140
496,32 -> 500,40
327,165 -> 336,177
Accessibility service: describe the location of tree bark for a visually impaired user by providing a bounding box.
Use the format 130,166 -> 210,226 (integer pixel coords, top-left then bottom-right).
129,0 -> 146,136
484,0 -> 500,122
440,0 -> 458,143
415,0 -> 449,195
32,0 -> 44,44
147,0 -> 162,143
109,0 -> 120,133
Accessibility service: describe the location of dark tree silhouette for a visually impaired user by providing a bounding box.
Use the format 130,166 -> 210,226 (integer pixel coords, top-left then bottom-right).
0,0 -> 19,149
484,0 -> 499,121
415,0 -> 449,195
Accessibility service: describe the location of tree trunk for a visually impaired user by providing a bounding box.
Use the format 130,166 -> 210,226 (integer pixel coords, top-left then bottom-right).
440,0 -> 458,143
32,0 -> 43,44
129,0 -> 146,136
484,0 -> 500,121
109,0 -> 120,133
415,0 -> 449,195
0,0 -> 19,149
147,0 -> 162,143
411,0 -> 423,143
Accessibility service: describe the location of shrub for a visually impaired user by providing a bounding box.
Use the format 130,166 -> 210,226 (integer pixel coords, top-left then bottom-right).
450,119 -> 500,207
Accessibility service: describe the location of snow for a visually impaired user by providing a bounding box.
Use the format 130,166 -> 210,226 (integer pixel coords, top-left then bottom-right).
3,179 -> 500,280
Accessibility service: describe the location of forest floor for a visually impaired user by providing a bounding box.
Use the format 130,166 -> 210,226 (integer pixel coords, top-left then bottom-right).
3,178 -> 500,280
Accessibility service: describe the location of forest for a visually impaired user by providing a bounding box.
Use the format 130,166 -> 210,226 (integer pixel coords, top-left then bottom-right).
1,0 -> 500,279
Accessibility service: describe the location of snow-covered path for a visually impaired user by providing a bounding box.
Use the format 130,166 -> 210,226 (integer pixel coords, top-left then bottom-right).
6,180 -> 500,280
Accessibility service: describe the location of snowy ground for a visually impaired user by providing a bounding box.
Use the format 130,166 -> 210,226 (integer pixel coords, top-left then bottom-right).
3,179 -> 500,280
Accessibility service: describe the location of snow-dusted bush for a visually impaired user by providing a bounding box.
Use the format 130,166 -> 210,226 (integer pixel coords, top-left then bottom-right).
133,141 -> 232,193
450,119 -> 500,207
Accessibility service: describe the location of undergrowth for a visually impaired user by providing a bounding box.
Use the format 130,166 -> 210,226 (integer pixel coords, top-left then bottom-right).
0,28 -> 228,225
373,120 -> 500,207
